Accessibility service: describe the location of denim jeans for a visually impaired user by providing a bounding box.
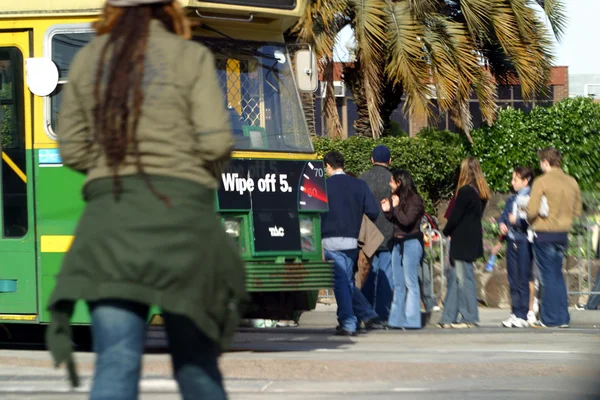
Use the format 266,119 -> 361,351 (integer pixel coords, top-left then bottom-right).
325,249 -> 359,332
440,260 -> 479,324
361,250 -> 393,321
352,287 -> 379,323
89,300 -> 226,400
506,239 -> 533,320
419,255 -> 437,312
533,242 -> 570,326
388,239 -> 422,328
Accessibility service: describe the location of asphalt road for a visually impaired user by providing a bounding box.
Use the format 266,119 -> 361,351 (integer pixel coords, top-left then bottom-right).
1,306 -> 599,399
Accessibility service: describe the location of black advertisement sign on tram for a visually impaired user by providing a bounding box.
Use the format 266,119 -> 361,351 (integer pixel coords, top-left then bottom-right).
217,159 -> 328,254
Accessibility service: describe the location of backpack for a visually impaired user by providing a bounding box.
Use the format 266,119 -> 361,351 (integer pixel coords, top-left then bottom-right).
420,212 -> 440,246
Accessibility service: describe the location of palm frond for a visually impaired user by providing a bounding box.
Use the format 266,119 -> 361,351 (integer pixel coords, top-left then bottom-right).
407,0 -> 438,18
349,0 -> 388,137
490,0 -> 553,100
385,0 -> 432,126
535,0 -> 567,40
458,0 -> 493,41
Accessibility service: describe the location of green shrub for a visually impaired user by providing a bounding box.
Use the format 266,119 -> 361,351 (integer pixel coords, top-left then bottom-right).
313,135 -> 466,212
469,97 -> 600,192
313,97 -> 600,215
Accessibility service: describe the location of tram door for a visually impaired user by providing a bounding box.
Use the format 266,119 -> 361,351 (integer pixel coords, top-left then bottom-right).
0,31 -> 37,317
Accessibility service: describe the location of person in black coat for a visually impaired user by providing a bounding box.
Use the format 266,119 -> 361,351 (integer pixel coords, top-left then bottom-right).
438,157 -> 491,329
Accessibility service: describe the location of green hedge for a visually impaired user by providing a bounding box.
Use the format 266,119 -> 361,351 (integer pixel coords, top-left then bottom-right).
313,132 -> 466,211
314,97 -> 600,211
470,97 -> 600,193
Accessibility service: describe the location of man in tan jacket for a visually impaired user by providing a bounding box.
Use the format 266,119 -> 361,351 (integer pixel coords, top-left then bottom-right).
527,147 -> 582,328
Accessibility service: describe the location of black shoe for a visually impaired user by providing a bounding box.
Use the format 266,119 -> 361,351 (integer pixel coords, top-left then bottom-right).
334,329 -> 357,337
364,319 -> 385,331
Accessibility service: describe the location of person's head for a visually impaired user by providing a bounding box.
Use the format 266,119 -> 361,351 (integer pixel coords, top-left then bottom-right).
457,157 -> 491,201
537,147 -> 561,173
92,0 -> 192,206
512,167 -> 534,192
389,169 -> 422,211
371,145 -> 391,167
323,151 -> 344,177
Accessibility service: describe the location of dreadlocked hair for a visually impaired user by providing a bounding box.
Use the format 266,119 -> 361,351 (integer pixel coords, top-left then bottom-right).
91,2 -> 192,207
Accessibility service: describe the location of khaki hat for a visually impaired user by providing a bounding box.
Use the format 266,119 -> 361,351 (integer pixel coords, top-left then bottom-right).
107,0 -> 171,6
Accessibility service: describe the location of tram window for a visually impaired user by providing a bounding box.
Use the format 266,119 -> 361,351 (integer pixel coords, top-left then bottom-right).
201,39 -> 314,153
49,32 -> 94,133
0,47 -> 27,238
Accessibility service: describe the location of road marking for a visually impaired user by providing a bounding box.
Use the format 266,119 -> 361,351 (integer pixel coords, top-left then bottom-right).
261,381 -> 274,392
314,349 -> 344,352
0,379 -> 179,393
392,388 -> 430,392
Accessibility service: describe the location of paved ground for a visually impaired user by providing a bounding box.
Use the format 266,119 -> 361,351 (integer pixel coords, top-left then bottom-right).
0,305 -> 599,399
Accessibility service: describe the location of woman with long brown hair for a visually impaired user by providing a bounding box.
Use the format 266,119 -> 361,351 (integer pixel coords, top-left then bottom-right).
45,1 -> 246,399
438,157 -> 491,329
381,169 -> 425,329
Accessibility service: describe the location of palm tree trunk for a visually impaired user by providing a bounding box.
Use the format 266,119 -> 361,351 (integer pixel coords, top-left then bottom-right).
300,92 -> 317,136
322,59 -> 343,139
344,61 -> 372,137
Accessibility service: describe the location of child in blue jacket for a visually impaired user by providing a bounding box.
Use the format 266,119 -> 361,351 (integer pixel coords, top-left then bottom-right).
498,167 -> 536,328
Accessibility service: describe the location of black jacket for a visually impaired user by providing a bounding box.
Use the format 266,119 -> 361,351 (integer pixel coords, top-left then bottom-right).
384,195 -> 425,240
443,185 -> 487,262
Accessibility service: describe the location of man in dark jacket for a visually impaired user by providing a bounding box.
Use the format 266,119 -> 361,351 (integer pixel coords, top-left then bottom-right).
358,145 -> 395,320
322,151 -> 381,336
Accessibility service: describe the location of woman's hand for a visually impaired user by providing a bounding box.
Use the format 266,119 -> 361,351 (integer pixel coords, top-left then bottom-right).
381,198 -> 391,212
499,223 -> 509,235
391,194 -> 400,207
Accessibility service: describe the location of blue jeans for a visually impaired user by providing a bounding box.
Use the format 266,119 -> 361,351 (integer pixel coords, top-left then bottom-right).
89,300 -> 225,400
325,249 -> 358,332
506,239 -> 533,320
440,260 -> 479,324
388,239 -> 422,328
361,250 -> 393,321
352,286 -> 379,323
533,242 -> 570,326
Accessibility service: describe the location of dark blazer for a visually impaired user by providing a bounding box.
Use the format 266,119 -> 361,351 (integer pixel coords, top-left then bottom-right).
443,185 -> 487,262
359,165 -> 394,250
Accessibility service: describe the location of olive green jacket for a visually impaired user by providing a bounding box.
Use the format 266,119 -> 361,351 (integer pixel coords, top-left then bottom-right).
57,20 -> 233,189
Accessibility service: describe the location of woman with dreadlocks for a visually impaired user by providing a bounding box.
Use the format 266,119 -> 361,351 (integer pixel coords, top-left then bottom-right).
45,1 -> 246,399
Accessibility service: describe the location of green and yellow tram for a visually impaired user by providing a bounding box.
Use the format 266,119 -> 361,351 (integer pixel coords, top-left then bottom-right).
0,0 -> 331,330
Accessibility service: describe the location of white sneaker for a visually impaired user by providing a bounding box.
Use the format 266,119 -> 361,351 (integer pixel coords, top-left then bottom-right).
527,311 -> 537,325
513,317 -> 529,328
533,297 -> 539,314
432,306 -> 441,312
502,314 -> 517,328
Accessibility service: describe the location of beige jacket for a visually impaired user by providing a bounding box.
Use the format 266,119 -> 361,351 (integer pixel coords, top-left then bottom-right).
358,214 -> 385,258
355,215 -> 384,289
57,20 -> 232,189
527,168 -> 582,232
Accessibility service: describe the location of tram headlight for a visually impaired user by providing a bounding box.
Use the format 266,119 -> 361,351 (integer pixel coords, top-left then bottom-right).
300,217 -> 315,252
223,219 -> 241,238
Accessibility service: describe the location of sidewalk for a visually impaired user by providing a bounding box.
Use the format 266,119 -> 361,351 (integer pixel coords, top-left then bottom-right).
300,303 -> 600,328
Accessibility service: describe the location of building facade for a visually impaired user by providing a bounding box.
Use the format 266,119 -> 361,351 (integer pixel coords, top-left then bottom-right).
314,64 -> 569,137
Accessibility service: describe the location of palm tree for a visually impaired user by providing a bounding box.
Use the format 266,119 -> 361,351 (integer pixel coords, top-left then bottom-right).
291,0 -> 566,141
